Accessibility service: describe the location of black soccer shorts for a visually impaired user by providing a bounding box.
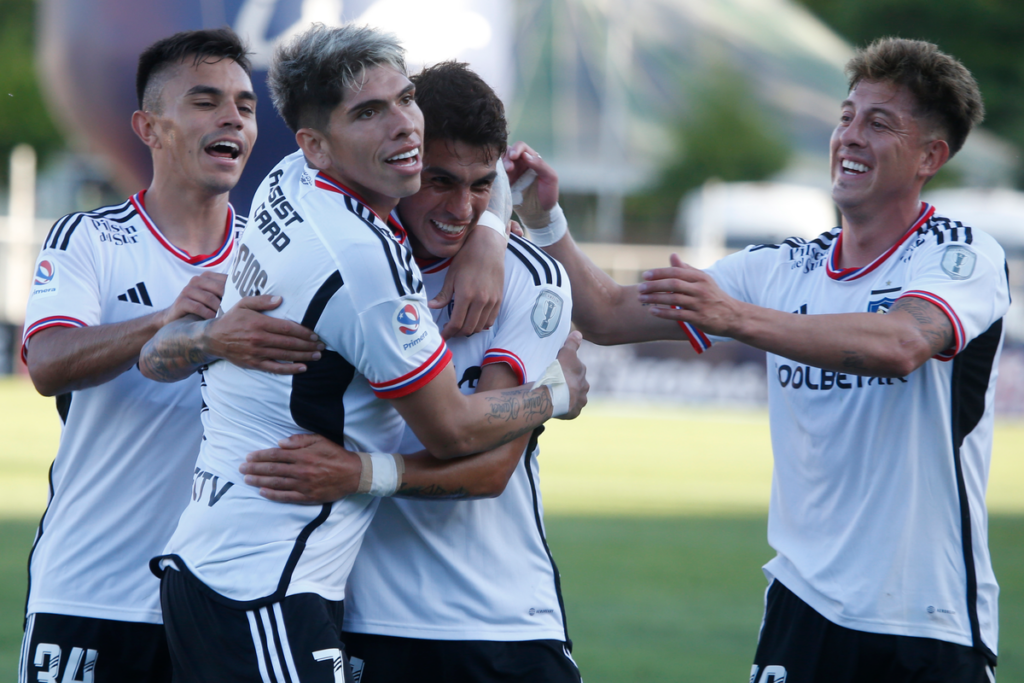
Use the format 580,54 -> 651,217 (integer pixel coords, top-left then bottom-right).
19,611 -> 172,683
752,580 -> 996,683
161,566 -> 355,683
342,631 -> 582,683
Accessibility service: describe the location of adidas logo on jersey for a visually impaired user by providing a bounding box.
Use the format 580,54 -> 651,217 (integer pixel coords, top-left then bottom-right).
117,282 -> 152,306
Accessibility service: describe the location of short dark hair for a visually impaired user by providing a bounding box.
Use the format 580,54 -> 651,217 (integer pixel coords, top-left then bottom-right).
136,28 -> 252,111
268,24 -> 406,133
846,37 -> 984,157
412,61 -> 507,160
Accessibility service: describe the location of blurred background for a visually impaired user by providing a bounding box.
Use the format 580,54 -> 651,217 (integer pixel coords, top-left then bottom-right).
1,0 -> 1022,408
1,0 -> 1023,680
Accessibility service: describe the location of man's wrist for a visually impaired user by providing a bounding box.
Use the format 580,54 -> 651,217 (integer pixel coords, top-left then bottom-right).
531,359 -> 570,417
524,203 -> 568,247
476,210 -> 509,242
356,452 -> 406,496
193,318 -> 221,364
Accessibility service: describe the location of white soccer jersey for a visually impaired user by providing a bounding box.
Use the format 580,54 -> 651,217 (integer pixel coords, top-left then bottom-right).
342,234 -> 573,642
21,192 -> 242,624
159,150 -> 451,605
680,203 -> 1009,658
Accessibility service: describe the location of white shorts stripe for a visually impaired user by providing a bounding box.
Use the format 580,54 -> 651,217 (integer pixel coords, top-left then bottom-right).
18,613 -> 35,683
246,610 -> 274,683
273,602 -> 302,683
260,607 -> 289,683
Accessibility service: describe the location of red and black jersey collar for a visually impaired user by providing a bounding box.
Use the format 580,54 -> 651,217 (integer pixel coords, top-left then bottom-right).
314,171 -> 407,243
130,190 -> 235,267
826,202 -> 935,282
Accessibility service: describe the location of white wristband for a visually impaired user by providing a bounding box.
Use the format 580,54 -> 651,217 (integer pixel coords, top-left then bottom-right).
357,452 -> 405,497
531,358 -> 571,417
476,209 -> 509,241
525,203 -> 567,247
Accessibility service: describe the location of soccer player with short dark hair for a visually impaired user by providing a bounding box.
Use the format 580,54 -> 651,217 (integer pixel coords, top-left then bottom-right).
512,37 -> 1006,681
243,60 -> 582,683
147,25 -> 587,683
19,28 -> 322,682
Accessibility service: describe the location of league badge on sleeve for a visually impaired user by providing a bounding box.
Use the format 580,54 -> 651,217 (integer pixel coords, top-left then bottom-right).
941,245 -> 976,280
30,259 -> 59,299
393,300 -> 429,356
531,289 -> 564,338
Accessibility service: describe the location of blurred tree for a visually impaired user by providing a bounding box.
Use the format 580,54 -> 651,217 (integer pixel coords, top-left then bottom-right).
624,67 -> 791,243
0,0 -> 65,185
795,0 -> 1024,184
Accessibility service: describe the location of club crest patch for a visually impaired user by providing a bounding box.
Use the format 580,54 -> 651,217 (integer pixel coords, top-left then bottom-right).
531,289 -> 563,338
393,300 -> 429,356
941,245 -> 975,280
30,259 -> 59,299
867,296 -> 896,314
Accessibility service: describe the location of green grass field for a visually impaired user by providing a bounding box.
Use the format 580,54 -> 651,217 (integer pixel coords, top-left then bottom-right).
2,377 -> 1023,681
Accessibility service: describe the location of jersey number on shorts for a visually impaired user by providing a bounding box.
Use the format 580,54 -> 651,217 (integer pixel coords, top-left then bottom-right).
312,648 -> 347,683
33,643 -> 98,683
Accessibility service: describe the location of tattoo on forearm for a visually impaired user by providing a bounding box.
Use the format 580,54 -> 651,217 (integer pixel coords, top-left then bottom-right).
841,351 -> 866,370
890,298 -> 954,355
395,483 -> 471,499
140,324 -> 212,381
483,386 -> 552,425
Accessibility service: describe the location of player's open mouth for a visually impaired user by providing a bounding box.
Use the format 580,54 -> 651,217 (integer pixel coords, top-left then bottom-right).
431,219 -> 466,237
386,149 -> 419,167
205,140 -> 242,160
842,159 -> 869,175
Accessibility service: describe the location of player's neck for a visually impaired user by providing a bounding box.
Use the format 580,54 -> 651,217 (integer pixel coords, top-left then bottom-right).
837,195 -> 922,269
143,179 -> 231,257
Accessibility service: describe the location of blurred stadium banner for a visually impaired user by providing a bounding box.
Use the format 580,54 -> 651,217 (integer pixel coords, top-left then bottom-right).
36,0 -> 514,216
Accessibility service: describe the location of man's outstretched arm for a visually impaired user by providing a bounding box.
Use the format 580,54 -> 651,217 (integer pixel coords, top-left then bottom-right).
640,254 -> 953,377
504,141 -> 684,345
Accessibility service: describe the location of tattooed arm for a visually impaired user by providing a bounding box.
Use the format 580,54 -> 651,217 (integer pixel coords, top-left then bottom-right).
240,362 -> 532,503
395,361 -> 530,499
28,272 -> 225,396
139,295 -> 324,382
391,331 -> 586,459
638,256 -> 953,377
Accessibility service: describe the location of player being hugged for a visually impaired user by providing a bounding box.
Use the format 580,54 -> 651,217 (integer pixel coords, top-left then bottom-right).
143,25 -> 587,683
242,62 -> 583,683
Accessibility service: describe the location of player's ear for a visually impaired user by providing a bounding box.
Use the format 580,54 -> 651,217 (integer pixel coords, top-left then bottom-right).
131,110 -> 161,150
296,128 -> 331,171
919,138 -> 950,181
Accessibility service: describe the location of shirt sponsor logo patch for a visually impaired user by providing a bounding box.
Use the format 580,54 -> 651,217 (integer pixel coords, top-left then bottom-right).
531,289 -> 563,338
394,301 -> 429,356
30,259 -> 59,298
941,245 -> 975,280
